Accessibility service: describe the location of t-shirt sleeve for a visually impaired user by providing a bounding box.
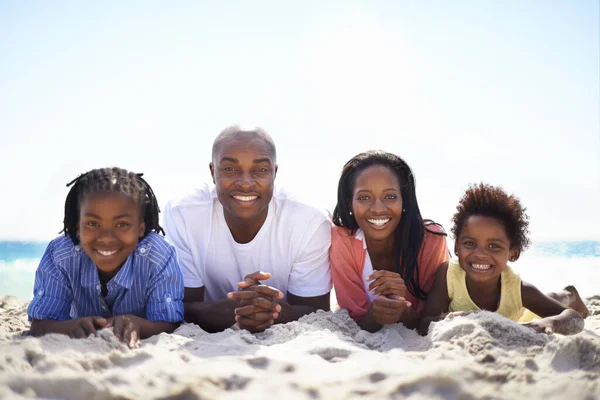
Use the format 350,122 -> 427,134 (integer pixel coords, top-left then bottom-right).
330,227 -> 370,321
163,201 -> 204,288
27,241 -> 73,321
287,216 -> 332,298
145,246 -> 185,323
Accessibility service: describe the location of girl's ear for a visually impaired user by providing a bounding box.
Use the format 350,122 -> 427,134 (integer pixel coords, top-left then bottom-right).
139,220 -> 146,238
509,249 -> 520,262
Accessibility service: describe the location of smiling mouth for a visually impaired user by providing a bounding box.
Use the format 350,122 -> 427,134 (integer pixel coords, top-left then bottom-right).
96,249 -> 119,257
367,218 -> 391,227
470,263 -> 492,271
232,195 -> 258,202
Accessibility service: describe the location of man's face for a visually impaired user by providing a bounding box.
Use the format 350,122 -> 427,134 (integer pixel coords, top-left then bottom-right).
210,136 -> 277,224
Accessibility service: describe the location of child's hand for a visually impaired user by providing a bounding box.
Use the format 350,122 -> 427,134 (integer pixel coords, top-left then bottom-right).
368,295 -> 412,325
523,319 -> 555,335
68,317 -> 108,339
106,315 -> 142,348
366,270 -> 407,298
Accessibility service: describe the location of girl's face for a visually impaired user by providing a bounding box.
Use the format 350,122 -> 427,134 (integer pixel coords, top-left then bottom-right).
455,215 -> 518,284
78,192 -> 145,278
351,165 -> 403,242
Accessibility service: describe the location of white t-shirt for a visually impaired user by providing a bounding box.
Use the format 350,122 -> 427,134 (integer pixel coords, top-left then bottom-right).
163,184 -> 332,303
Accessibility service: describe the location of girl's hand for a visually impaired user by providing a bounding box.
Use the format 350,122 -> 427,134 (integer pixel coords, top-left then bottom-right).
68,317 -> 108,339
368,295 -> 411,325
106,315 -> 142,348
523,318 -> 556,335
366,270 -> 407,298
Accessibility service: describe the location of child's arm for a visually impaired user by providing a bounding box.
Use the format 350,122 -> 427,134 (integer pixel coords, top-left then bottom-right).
418,261 -> 450,335
521,281 -> 584,335
30,317 -> 108,338
27,240 -> 109,338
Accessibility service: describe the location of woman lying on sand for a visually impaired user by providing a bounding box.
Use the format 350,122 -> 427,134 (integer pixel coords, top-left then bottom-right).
330,151 -> 449,332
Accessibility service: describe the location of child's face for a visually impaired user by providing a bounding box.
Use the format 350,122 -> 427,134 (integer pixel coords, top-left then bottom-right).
351,165 -> 403,242
78,192 -> 145,278
455,215 -> 518,284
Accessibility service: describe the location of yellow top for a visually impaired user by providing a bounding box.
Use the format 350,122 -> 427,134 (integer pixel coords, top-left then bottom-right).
447,259 -> 524,321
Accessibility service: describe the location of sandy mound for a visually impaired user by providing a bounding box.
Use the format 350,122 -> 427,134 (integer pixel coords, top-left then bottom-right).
1,296 -> 598,399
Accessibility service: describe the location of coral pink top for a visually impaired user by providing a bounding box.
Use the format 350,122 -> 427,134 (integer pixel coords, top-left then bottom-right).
330,223 -> 449,320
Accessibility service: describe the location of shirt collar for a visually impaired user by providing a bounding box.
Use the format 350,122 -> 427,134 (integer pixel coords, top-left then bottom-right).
354,228 -> 368,250
79,249 -> 135,289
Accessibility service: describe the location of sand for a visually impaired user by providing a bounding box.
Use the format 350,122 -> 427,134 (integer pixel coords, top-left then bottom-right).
0,296 -> 599,400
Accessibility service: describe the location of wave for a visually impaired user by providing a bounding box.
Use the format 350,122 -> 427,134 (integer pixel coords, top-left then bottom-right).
0,259 -> 38,301
1,254 -> 599,302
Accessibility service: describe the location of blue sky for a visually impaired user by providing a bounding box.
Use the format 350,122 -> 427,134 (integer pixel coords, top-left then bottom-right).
0,1 -> 598,241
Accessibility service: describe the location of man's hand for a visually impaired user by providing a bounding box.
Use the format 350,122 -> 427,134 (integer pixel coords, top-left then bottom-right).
68,316 -> 108,339
367,295 -> 411,326
106,315 -> 142,348
366,270 -> 407,298
227,271 -> 283,333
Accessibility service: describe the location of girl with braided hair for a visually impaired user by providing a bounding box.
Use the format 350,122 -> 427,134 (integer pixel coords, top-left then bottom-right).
419,183 -> 584,336
27,167 -> 184,348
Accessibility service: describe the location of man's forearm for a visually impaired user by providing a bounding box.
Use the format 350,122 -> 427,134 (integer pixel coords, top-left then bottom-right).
184,299 -> 238,333
275,300 -> 318,324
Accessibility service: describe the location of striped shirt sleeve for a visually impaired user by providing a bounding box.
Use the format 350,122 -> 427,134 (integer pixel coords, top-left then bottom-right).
145,246 -> 184,323
27,240 -> 73,321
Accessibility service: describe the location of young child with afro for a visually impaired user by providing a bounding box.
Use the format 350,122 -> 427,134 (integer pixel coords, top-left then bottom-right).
419,183 -> 585,336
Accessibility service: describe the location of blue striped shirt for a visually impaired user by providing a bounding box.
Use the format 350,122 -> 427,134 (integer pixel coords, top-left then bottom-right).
27,233 -> 184,323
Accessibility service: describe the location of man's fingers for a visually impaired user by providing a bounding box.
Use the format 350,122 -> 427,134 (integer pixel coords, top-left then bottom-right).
235,305 -> 279,319
237,278 -> 260,289
245,285 -> 284,299
245,271 -> 272,281
237,317 -> 274,333
236,310 -> 276,321
229,287 -> 283,301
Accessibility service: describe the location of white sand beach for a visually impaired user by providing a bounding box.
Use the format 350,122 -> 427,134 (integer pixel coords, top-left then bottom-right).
0,296 -> 598,400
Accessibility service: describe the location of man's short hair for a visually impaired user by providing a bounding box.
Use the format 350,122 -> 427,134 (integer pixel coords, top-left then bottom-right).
212,125 -> 277,163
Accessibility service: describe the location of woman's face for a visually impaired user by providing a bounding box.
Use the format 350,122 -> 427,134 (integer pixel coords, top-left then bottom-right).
351,165 -> 403,242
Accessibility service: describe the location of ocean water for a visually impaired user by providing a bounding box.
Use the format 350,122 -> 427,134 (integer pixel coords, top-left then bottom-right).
1,240 -> 599,301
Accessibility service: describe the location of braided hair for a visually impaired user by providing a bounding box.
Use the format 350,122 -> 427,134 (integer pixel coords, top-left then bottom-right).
332,150 -> 447,301
62,167 -> 164,244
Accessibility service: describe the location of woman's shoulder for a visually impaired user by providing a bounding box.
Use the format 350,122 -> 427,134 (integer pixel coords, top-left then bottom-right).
423,219 -> 447,235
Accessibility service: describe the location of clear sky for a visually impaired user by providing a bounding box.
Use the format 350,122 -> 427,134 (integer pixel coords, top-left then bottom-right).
1,1 -> 598,241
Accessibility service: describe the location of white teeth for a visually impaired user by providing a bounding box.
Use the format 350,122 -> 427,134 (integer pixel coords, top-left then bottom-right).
471,263 -> 492,270
233,195 -> 258,202
367,218 -> 391,226
97,250 -> 117,257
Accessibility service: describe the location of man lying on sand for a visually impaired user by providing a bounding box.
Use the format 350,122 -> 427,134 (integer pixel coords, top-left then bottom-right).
164,126 -> 332,333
